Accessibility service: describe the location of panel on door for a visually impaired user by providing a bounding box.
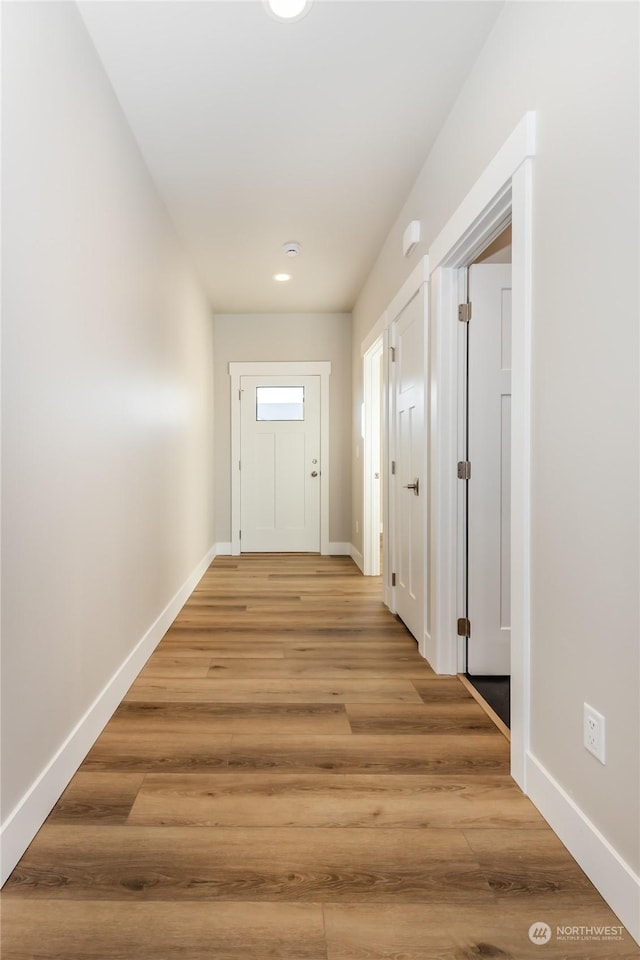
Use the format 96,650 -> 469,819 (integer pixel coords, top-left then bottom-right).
393,287 -> 427,643
240,375 -> 320,552
466,264 -> 512,675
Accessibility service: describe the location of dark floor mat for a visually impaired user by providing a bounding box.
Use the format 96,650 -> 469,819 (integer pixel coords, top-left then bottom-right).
466,675 -> 510,728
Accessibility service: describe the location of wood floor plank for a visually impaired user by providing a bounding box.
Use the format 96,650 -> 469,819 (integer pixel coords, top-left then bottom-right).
127,773 -> 547,829
226,734 -> 511,774
0,901 -> 327,960
187,593 -> 303,603
139,658 -> 212,678
282,641 -> 421,659
3,825 -> 494,903
154,641 -> 286,658
48,773 -> 145,824
464,829 -> 608,904
124,678 -> 424,703
107,701 -> 351,736
410,677 -> 481,701
83,732 -> 233,772
201,658 -> 435,679
323,903 -> 640,960
346,701 -> 498,735
174,604 -> 247,618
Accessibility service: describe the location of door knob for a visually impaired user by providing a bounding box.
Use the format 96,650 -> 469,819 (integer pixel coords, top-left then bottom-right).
311,471 -> 318,477
403,478 -> 420,496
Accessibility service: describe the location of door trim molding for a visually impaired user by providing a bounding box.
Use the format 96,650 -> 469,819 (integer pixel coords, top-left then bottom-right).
360,257 -> 429,609
363,337 -> 384,576
388,262 -> 430,652
427,111 -> 535,790
229,361 -> 331,556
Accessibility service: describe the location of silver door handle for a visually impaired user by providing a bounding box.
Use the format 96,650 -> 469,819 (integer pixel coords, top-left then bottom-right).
311,471 -> 318,477
404,478 -> 419,496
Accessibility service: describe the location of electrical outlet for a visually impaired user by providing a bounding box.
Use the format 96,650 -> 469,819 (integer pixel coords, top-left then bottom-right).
584,703 -> 606,764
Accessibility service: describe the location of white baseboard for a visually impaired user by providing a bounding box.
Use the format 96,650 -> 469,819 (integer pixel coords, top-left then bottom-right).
422,630 -> 434,668
526,752 -> 640,946
350,544 -> 364,571
0,542 -> 217,886
328,542 -> 351,556
217,542 -> 353,559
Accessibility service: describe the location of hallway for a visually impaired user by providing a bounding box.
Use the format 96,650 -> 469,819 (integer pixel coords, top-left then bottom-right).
2,555 -> 635,959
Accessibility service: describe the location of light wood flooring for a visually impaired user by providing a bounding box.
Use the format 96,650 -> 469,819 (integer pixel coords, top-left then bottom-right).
2,554 -> 638,958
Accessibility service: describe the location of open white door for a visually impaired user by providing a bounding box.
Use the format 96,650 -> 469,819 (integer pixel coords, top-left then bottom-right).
466,264 -> 512,674
393,286 -> 426,642
240,375 -> 321,552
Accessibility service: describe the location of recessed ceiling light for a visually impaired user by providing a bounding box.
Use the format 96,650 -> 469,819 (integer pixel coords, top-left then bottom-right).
274,273 -> 291,282
264,0 -> 312,22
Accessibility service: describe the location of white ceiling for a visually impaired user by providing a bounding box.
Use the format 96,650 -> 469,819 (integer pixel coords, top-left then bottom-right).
79,1 -> 503,313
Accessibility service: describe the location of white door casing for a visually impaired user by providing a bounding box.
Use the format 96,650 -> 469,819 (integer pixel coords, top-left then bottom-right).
229,361 -> 331,556
467,264 -> 512,674
427,110 -> 535,789
240,375 -> 320,552
363,337 -> 384,576
392,285 -> 427,645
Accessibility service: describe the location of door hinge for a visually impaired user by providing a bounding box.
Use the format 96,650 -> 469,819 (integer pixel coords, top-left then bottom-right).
390,346 -> 396,362
391,572 -> 396,587
239,530 -> 242,541
238,460 -> 241,471
239,388 -> 242,400
457,460 -> 471,480
457,617 -> 471,638
391,460 -> 396,475
458,302 -> 472,323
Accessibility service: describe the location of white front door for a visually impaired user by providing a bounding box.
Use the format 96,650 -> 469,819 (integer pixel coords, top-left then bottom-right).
393,287 -> 426,642
240,375 -> 321,552
466,263 -> 512,674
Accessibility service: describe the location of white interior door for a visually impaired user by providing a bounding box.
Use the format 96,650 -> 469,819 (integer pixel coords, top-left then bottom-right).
240,375 -> 320,552
467,263 -> 512,674
393,288 -> 426,642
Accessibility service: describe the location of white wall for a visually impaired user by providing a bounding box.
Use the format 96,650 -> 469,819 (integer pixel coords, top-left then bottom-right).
213,313 -> 351,546
1,1 -> 215,863
352,0 -> 639,899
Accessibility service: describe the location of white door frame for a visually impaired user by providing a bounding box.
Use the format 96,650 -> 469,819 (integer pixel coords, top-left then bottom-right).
361,256 -> 430,620
428,111 -> 535,789
229,361 -> 331,556
363,336 -> 384,576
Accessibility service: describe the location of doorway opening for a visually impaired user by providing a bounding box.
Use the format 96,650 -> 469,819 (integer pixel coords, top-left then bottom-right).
462,227 -> 512,728
427,110 -> 534,789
